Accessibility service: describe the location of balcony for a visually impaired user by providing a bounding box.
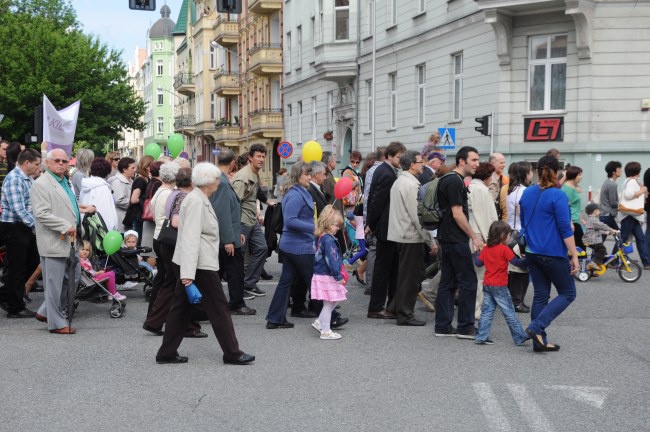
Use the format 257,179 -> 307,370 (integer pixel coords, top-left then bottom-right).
174,114 -> 196,132
249,0 -> 282,15
313,42 -> 357,84
173,72 -> 195,95
213,17 -> 239,46
213,72 -> 241,97
249,109 -> 283,138
248,43 -> 283,76
213,125 -> 242,147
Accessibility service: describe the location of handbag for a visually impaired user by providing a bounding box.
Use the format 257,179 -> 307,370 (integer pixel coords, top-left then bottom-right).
141,179 -> 161,222
618,179 -> 645,216
185,283 -> 203,304
157,193 -> 182,246
515,187 -> 545,251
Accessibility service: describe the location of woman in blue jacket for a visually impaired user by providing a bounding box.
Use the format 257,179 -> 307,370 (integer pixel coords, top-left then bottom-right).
265,162 -> 315,328
519,155 -> 579,353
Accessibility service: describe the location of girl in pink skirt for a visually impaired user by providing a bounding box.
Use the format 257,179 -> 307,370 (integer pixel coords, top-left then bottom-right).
311,205 -> 348,340
79,241 -> 126,301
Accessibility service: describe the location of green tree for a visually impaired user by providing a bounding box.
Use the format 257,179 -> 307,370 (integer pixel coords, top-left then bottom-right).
0,0 -> 144,155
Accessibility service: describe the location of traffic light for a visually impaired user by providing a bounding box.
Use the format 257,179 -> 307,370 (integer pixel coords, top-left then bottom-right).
217,0 -> 242,13
475,115 -> 490,136
129,0 -> 156,11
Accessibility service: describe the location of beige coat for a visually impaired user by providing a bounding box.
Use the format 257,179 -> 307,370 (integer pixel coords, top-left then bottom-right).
468,179 -> 498,244
31,172 -> 79,258
387,171 -> 432,245
172,188 -> 221,280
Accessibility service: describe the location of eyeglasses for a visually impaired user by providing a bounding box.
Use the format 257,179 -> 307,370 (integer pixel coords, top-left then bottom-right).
350,160 -> 361,164
49,158 -> 69,164
112,158 -> 120,161
414,160 -> 424,164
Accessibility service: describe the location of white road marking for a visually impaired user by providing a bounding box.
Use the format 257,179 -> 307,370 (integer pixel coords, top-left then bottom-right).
545,385 -> 610,409
507,383 -> 555,432
472,383 -> 513,432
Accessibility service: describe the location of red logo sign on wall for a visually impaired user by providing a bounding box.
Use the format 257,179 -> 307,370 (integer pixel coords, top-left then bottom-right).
524,117 -> 564,142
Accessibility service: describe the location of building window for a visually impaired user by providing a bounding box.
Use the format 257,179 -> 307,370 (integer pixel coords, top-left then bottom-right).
157,117 -> 164,133
312,97 -> 318,139
366,79 -> 373,133
157,89 -> 163,106
298,101 -> 303,143
416,64 -> 426,125
156,60 -> 163,76
297,25 -> 302,69
327,91 -> 334,128
210,93 -> 215,121
311,17 -> 316,49
288,104 -> 293,142
209,45 -> 216,70
335,0 -> 349,40
286,32 -> 292,71
319,0 -> 324,44
388,0 -> 396,26
367,0 -> 374,37
528,34 -> 567,112
452,53 -> 463,121
389,73 -> 396,129
418,0 -> 425,14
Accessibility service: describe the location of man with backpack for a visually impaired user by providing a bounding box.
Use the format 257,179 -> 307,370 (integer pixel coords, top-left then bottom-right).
434,146 -> 483,339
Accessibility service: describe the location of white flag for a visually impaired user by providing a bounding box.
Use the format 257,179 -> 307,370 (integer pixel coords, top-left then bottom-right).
43,94 -> 80,157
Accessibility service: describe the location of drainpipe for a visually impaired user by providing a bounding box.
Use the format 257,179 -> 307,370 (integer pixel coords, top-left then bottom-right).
355,0 -> 362,154
371,0 -> 376,151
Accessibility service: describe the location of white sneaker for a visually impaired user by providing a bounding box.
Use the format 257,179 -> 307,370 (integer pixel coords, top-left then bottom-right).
320,330 -> 342,340
311,319 -> 321,332
112,292 -> 127,301
117,281 -> 138,290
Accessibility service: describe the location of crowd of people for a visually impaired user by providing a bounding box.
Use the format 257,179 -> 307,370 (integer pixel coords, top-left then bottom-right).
0,134 -> 646,363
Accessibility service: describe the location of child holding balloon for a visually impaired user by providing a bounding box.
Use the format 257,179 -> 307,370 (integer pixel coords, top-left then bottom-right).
79,240 -> 126,301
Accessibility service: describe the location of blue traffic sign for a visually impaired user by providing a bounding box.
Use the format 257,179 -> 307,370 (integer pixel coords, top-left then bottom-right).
277,141 -> 293,159
438,128 -> 456,149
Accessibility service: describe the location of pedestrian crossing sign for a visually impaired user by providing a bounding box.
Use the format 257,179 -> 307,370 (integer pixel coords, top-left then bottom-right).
438,128 -> 456,149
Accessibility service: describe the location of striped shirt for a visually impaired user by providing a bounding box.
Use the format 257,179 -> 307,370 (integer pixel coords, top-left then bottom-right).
0,166 -> 35,227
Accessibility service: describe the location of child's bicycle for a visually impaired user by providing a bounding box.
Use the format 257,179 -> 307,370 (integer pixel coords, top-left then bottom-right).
574,234 -> 642,283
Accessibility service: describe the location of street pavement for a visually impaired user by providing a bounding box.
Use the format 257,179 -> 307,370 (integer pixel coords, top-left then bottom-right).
1,250 -> 650,432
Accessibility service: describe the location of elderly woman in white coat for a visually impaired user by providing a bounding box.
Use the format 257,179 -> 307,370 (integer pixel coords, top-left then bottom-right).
108,157 -> 136,232
468,162 -> 499,320
156,163 -> 255,366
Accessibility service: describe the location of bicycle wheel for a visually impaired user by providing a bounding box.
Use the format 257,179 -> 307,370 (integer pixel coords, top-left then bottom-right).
618,261 -> 642,283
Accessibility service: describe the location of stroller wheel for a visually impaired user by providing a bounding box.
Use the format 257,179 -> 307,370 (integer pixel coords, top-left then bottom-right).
110,302 -> 125,318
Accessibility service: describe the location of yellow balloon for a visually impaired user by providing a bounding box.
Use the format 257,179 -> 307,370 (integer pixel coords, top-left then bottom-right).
334,177 -> 340,182
302,140 -> 323,163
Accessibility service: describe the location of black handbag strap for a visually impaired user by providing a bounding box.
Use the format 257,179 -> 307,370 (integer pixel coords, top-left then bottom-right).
521,187 -> 545,234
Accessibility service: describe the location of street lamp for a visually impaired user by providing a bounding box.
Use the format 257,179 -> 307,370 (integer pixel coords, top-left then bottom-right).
210,40 -> 250,150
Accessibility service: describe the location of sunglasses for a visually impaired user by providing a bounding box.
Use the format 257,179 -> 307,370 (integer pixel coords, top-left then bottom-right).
112,158 -> 120,161
49,158 -> 69,164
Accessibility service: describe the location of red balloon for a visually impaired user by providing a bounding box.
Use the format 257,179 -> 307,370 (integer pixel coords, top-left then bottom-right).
334,177 -> 353,199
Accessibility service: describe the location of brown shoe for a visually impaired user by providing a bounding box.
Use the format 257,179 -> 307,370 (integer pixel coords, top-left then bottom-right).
417,292 -> 435,312
50,327 -> 76,334
35,313 -> 47,323
367,310 -> 396,319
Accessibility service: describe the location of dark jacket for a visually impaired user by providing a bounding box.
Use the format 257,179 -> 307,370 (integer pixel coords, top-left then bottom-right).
366,162 -> 398,242
308,182 -> 329,216
210,171 -> 242,248
418,165 -> 435,185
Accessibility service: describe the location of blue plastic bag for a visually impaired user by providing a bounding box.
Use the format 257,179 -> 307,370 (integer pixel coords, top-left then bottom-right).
185,283 -> 203,304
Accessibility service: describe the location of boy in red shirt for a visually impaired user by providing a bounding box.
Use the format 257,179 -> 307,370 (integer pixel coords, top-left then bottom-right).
474,221 -> 529,345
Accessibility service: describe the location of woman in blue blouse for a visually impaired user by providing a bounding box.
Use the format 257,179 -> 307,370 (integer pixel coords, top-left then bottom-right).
266,162 -> 315,329
519,156 -> 579,353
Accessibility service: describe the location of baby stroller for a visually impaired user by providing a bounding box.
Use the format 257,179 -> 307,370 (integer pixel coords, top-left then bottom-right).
82,212 -> 154,299
76,268 -> 127,318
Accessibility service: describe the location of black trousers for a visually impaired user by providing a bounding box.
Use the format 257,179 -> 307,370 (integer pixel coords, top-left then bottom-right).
0,222 -> 38,313
218,246 -> 246,310
390,243 -> 425,324
507,272 -> 529,308
368,238 -> 398,313
157,266 -> 243,361
147,239 -> 166,315
591,243 -> 607,265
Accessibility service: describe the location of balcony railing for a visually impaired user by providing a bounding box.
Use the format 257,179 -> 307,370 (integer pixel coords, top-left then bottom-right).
213,17 -> 239,46
213,125 -> 242,147
249,43 -> 282,76
213,72 -> 241,97
174,114 -> 196,130
173,72 -> 195,95
249,0 -> 282,15
249,108 -> 283,138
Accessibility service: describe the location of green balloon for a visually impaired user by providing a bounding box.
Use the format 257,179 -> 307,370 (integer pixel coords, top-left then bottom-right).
144,143 -> 161,160
167,133 -> 184,158
102,230 -> 123,255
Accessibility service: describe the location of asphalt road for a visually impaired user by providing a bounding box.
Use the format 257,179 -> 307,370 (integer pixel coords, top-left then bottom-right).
1,251 -> 650,432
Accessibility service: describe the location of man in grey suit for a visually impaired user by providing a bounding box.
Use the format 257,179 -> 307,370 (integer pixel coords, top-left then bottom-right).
210,150 -> 256,315
32,149 -> 91,334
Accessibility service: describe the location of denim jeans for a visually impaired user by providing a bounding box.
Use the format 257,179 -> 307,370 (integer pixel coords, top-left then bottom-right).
620,216 -> 650,265
475,285 -> 528,345
526,253 -> 577,343
435,241 -> 478,333
241,223 -> 268,290
266,252 -> 314,324
599,215 -> 619,254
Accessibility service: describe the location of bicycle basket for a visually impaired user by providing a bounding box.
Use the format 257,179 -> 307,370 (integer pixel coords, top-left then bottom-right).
623,242 -> 634,254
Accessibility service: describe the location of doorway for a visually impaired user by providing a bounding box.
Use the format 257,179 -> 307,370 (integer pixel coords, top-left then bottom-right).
340,128 -> 353,172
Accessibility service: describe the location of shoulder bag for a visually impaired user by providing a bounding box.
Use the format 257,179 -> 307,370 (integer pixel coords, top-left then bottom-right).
157,193 -> 182,246
618,178 -> 645,216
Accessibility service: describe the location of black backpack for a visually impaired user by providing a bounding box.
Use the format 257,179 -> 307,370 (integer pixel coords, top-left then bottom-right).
417,172 -> 454,230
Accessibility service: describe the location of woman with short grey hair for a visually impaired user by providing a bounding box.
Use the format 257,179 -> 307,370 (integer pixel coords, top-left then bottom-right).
71,148 -> 94,198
